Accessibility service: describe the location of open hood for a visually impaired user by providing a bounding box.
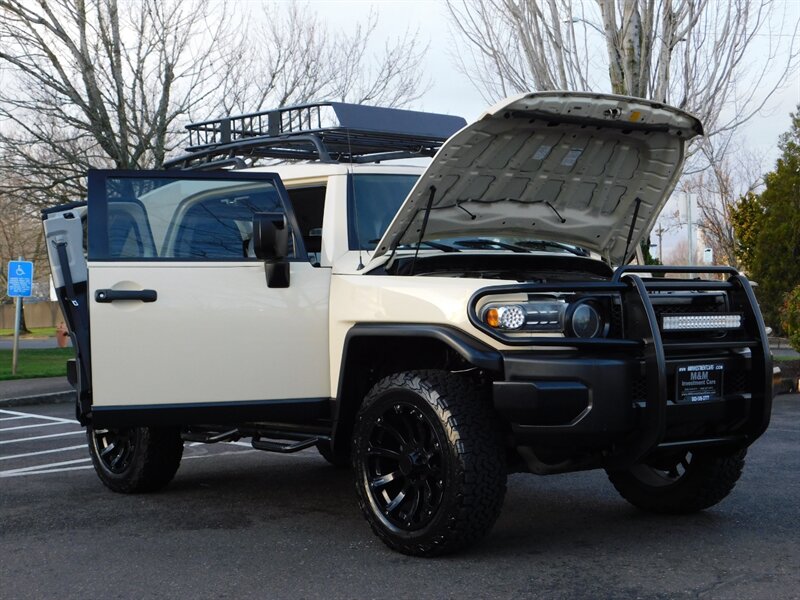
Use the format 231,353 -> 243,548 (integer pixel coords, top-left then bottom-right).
370,92 -> 702,266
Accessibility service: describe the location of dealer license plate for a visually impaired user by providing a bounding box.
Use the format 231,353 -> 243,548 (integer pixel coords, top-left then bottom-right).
676,363 -> 724,403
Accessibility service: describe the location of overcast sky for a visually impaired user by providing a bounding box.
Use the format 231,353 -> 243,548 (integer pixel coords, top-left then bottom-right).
306,0 -> 799,261
310,1 -> 798,153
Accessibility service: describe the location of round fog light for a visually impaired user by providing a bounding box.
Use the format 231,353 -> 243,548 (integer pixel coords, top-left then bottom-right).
492,305 -> 526,330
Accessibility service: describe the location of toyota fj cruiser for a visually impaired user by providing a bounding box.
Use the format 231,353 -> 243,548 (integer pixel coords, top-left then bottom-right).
43,92 -> 772,556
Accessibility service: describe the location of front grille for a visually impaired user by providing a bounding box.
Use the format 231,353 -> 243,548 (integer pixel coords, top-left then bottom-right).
725,370 -> 749,395
631,376 -> 648,402
609,302 -> 624,337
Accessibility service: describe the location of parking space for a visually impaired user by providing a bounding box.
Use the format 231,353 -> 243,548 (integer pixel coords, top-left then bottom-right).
1,396 -> 798,599
0,408 -> 88,477
0,406 -> 262,479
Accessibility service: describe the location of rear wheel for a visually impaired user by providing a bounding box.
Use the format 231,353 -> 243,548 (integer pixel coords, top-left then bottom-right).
87,424 -> 184,493
606,448 -> 746,514
352,370 -> 506,557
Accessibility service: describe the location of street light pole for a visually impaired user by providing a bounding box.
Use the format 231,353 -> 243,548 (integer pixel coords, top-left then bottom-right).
655,222 -> 665,264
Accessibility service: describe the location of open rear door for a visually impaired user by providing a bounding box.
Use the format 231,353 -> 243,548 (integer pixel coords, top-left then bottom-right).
43,202 -> 91,418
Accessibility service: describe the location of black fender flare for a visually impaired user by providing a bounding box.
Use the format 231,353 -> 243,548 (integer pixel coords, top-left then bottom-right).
330,323 -> 503,451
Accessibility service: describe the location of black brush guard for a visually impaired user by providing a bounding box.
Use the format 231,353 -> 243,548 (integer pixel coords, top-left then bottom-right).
468,265 -> 773,468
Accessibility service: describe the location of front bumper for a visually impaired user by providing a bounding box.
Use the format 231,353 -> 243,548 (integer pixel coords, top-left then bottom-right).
495,351 -> 757,447
483,266 -> 773,467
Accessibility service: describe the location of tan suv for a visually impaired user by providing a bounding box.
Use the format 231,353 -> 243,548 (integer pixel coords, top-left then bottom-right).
43,93 -> 772,556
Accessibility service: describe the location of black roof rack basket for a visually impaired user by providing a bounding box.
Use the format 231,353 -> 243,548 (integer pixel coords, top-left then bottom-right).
163,102 -> 466,170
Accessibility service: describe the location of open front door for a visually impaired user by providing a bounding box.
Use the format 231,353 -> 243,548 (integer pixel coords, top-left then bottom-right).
85,170 -> 330,425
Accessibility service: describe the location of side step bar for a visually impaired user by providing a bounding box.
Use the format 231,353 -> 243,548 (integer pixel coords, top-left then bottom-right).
182,428 -> 326,454
252,436 -> 320,453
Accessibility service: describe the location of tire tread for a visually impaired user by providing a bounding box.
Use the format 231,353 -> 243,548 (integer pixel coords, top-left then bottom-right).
88,426 -> 183,494
353,370 -> 506,556
607,449 -> 746,514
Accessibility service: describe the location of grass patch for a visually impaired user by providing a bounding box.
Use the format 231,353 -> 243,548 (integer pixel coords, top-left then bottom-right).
0,326 -> 58,338
0,348 -> 73,380
774,354 -> 800,362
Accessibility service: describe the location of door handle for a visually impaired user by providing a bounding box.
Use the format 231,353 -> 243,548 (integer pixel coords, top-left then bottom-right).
95,289 -> 157,303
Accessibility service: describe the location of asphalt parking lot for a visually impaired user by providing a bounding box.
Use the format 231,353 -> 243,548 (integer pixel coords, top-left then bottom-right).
1,395 -> 798,600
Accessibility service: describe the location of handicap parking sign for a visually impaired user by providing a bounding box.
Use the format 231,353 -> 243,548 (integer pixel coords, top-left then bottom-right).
7,261 -> 34,297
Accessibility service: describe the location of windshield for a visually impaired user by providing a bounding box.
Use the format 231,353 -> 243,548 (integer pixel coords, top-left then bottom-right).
347,173 -> 589,256
348,174 -> 419,250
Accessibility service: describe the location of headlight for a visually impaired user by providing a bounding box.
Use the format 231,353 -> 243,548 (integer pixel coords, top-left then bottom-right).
484,304 -> 526,330
482,300 -> 565,332
567,302 -> 604,338
480,297 -> 610,338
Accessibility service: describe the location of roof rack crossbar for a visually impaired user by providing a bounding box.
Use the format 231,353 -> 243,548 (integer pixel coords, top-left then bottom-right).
164,101 -> 466,170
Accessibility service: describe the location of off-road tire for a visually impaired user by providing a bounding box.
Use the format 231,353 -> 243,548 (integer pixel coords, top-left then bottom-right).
352,370 -> 506,557
87,425 -> 184,493
316,440 -> 350,468
606,448 -> 747,514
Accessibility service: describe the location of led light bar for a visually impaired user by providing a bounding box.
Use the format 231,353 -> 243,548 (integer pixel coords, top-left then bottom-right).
661,314 -> 742,331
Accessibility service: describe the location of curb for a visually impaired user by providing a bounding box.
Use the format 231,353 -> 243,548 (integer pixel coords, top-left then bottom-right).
0,390 -> 75,408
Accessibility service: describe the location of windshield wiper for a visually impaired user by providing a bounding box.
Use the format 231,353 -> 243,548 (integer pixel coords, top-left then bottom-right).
453,239 -> 530,253
516,240 -> 589,257
394,240 -> 460,253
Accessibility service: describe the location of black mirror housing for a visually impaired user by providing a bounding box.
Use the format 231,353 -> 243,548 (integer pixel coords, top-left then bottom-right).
253,212 -> 289,260
253,212 -> 290,288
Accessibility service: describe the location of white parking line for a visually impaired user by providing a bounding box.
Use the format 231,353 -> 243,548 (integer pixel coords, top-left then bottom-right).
0,430 -> 84,445
0,415 -> 29,422
0,447 -> 260,478
0,457 -> 92,476
0,421 -> 70,433
0,444 -> 86,461
188,441 -> 252,448
183,449 -> 257,459
0,465 -> 94,478
0,409 -> 74,424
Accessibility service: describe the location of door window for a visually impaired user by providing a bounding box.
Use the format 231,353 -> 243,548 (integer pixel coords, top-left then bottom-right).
88,171 -> 301,260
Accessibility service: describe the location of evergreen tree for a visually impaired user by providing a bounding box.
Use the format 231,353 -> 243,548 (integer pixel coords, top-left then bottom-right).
730,192 -> 765,273
748,109 -> 800,332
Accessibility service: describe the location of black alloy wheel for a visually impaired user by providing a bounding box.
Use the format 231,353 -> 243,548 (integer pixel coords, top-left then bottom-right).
91,427 -> 137,474
86,424 -> 184,494
353,370 -> 506,556
362,400 -> 446,531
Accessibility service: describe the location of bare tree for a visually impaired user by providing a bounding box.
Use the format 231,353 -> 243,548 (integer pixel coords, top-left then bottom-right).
664,238 -> 702,266
681,142 -> 764,268
0,191 -> 48,304
0,0 -> 240,206
446,0 -> 800,148
220,4 -> 428,115
0,0 -> 429,209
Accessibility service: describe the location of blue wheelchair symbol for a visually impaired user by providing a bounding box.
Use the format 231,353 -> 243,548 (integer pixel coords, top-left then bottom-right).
7,261 -> 34,297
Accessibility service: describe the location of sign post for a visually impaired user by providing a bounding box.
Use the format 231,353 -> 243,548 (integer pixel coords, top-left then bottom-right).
7,259 -> 33,376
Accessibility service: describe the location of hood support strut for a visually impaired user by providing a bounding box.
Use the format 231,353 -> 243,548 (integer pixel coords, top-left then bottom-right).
622,197 -> 643,265
409,185 -> 437,275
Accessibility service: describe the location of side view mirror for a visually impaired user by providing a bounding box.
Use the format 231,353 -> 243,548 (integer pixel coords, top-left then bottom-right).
253,212 -> 289,260
252,212 -> 290,288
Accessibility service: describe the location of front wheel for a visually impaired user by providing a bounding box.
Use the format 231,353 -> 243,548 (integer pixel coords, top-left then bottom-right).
87,424 -> 184,493
352,370 -> 506,557
316,440 -> 350,468
606,448 -> 747,514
